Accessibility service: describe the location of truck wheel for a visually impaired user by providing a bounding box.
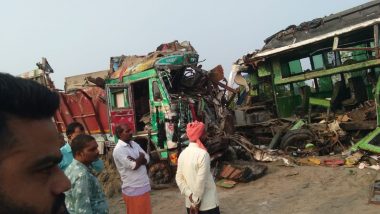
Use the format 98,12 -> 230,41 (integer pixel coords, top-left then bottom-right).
280,129 -> 316,156
148,162 -> 172,186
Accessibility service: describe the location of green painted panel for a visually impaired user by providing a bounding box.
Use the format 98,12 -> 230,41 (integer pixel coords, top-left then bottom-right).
155,55 -> 184,65
312,54 -> 324,69
155,53 -> 198,66
246,73 -> 258,85
312,91 -> 332,99
275,84 -> 292,97
280,61 -> 291,78
290,119 -> 306,130
277,96 -> 295,117
309,97 -> 331,108
318,77 -> 333,92
294,95 -> 302,108
274,59 -> 380,85
352,44 -> 368,62
258,63 -> 271,77
367,85 -> 374,100
351,127 -> 380,153
289,60 -> 302,75
293,82 -> 305,95
272,59 -> 283,83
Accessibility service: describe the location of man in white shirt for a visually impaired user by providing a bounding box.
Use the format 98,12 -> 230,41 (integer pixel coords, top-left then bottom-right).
176,121 -> 220,214
112,124 -> 152,214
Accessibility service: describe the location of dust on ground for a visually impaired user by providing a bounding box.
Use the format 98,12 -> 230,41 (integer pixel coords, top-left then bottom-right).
107,162 -> 380,214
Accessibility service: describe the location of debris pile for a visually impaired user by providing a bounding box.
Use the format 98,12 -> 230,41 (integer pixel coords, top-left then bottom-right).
215,161 -> 268,188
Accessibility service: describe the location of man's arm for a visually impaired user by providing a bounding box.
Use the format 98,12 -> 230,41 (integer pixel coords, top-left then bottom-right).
128,144 -> 149,170
72,174 -> 93,214
138,145 -> 150,163
128,152 -> 147,170
192,152 -> 210,203
175,155 -> 192,198
113,148 -> 137,170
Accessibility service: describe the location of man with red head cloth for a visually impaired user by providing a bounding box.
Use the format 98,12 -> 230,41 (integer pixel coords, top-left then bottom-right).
175,121 -> 220,214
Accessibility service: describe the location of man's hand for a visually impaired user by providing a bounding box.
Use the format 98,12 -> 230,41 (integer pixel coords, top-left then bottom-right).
189,205 -> 199,214
127,156 -> 136,161
128,152 -> 147,170
189,193 -> 200,214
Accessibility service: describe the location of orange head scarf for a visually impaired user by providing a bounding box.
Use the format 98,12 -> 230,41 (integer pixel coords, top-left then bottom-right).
186,121 -> 207,150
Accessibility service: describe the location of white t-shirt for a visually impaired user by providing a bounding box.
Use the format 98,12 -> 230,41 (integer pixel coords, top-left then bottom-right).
113,140 -> 150,190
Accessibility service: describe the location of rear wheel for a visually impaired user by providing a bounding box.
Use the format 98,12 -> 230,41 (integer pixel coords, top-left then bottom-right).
148,161 -> 172,186
280,129 -> 317,157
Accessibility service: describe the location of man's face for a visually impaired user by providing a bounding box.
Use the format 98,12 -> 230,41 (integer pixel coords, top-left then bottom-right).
119,124 -> 133,142
0,118 -> 71,214
78,140 -> 99,165
69,127 -> 84,142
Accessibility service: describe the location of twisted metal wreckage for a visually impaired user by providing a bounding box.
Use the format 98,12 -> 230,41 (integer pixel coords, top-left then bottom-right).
20,41 -> 276,189
19,1 -> 380,192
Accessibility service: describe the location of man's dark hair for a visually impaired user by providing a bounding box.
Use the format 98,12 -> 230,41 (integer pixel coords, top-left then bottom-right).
71,134 -> 95,156
115,125 -> 124,139
0,73 -> 59,151
115,124 -> 131,139
66,121 -> 84,137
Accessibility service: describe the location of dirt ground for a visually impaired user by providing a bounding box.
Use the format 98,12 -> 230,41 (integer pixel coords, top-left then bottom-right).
107,162 -> 380,214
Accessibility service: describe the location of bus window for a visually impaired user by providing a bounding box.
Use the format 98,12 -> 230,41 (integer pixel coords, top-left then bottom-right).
288,57 -> 312,75
294,79 -> 316,95
326,52 -> 337,68
288,59 -> 302,75
300,57 -> 312,72
312,54 -> 324,70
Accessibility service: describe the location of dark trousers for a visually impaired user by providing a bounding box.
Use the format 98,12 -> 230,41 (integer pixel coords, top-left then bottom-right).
186,206 -> 220,214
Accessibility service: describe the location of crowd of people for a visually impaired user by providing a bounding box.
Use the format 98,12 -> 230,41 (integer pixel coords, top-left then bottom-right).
0,72 -> 220,214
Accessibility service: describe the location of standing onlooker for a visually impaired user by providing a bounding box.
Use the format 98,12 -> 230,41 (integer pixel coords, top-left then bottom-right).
64,134 -> 109,214
0,73 -> 71,213
113,124 -> 152,214
176,121 -> 220,214
59,121 -> 104,173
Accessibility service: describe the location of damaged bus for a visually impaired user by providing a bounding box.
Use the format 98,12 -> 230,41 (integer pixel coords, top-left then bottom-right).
230,0 -> 380,156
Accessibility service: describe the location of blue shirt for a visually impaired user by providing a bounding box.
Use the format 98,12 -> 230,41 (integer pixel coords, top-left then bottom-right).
59,142 -> 104,172
65,159 -> 108,214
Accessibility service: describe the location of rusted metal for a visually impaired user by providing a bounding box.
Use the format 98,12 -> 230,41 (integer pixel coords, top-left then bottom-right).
215,81 -> 238,93
77,89 -> 107,135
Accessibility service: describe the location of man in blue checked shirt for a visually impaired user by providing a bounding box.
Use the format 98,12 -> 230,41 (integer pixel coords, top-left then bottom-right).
64,134 -> 108,214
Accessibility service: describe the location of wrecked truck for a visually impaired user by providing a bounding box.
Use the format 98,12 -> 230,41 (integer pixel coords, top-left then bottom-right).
229,0 -> 380,156
103,41 -> 236,184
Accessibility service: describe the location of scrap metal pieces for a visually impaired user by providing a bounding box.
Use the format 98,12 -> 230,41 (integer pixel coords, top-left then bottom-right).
347,100 -> 376,122
217,161 -> 268,185
345,152 -> 364,166
227,134 -> 293,166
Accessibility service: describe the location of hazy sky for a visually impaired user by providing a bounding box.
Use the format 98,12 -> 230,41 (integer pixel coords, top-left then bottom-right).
0,0 -> 370,89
